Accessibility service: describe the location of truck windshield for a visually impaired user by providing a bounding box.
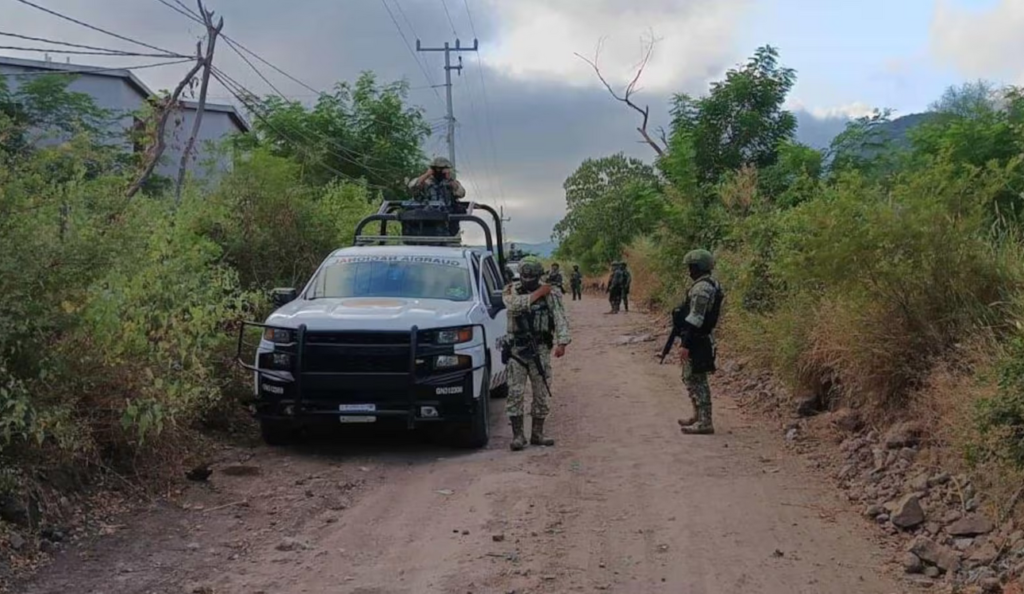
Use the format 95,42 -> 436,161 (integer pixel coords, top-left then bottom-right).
308,257 -> 473,302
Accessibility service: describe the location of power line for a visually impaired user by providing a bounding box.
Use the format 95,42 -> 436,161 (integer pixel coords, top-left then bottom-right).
380,0 -> 444,107
214,69 -> 392,194
0,30 -> 185,56
440,0 -> 459,36
11,0 -> 185,57
153,0 -> 323,96
154,0 -> 201,22
462,0 -> 508,214
212,66 -> 406,184
0,45 -> 188,58
223,37 -> 287,98
1,58 -> 193,77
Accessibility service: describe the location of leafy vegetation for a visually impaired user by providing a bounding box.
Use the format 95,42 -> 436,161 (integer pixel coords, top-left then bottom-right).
0,72 -> 421,483
555,46 -> 1024,474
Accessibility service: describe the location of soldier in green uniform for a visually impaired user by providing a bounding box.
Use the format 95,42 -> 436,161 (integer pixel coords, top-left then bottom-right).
620,261 -> 632,312
502,257 -> 572,451
660,249 -> 724,435
606,262 -> 625,314
570,265 -> 583,301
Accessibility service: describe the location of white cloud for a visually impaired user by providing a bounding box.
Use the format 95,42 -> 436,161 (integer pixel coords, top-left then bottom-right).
930,0 -> 1024,85
785,99 -> 876,121
479,0 -> 751,93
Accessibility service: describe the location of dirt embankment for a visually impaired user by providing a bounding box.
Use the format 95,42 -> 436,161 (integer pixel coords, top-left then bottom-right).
14,297 -> 923,594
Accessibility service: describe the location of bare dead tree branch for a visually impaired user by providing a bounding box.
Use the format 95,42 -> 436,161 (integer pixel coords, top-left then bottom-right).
125,41 -> 204,200
575,36 -> 665,156
175,0 -> 224,204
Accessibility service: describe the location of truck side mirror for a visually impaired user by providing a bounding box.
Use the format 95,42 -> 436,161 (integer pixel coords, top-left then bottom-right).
271,288 -> 297,308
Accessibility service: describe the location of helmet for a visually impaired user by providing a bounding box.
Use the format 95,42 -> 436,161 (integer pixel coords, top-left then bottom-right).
519,256 -> 544,279
551,262 -> 559,268
620,261 -> 628,268
430,156 -> 453,169
683,249 -> 715,273
573,264 -> 579,270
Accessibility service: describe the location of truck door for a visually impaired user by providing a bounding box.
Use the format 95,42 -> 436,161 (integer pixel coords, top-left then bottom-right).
480,255 -> 508,389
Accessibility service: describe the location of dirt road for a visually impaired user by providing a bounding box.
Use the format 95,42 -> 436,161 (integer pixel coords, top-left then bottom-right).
21,297 -> 906,594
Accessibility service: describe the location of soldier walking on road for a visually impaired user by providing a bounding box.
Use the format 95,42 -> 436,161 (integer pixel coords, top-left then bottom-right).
660,249 -> 724,435
502,257 -> 571,451
570,265 -> 583,301
606,262 -> 625,314
621,261 -> 632,312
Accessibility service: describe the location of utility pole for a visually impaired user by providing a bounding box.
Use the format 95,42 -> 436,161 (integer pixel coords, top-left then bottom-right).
499,205 -> 511,246
416,38 -> 478,170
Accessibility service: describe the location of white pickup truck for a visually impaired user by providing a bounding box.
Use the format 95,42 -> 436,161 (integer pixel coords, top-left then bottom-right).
240,202 -> 511,449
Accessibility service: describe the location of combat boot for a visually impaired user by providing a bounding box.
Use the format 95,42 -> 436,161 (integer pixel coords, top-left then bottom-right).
510,416 -> 527,451
677,397 -> 698,428
530,417 -> 555,447
681,405 -> 714,435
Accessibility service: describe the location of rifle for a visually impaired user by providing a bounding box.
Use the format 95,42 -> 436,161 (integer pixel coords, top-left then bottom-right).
659,306 -> 684,364
501,299 -> 553,397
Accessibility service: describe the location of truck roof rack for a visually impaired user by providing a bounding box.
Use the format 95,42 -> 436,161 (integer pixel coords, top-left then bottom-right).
353,199 -> 507,273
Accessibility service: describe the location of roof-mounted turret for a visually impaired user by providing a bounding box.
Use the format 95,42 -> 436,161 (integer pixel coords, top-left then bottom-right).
353,193 -> 507,275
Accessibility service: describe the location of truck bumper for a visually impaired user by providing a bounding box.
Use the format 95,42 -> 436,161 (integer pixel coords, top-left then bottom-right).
238,322 -> 487,429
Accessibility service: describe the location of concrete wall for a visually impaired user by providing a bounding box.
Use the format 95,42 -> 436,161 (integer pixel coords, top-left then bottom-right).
158,106 -> 239,179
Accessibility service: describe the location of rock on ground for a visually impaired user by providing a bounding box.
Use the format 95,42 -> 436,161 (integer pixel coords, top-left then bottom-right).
891,494 -> 925,529
948,514 -> 995,537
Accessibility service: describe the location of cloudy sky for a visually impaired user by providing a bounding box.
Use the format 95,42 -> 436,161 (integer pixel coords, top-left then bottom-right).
2,0 -> 1020,243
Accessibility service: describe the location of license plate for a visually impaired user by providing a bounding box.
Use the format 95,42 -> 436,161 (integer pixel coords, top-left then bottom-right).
339,404 -> 376,412
339,416 -> 376,424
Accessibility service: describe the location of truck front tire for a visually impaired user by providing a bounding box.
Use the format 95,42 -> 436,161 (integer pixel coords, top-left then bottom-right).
454,367 -> 491,449
260,419 -> 297,446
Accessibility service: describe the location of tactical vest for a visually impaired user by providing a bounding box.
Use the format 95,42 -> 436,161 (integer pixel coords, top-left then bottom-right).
674,277 -> 724,336
512,285 -> 555,348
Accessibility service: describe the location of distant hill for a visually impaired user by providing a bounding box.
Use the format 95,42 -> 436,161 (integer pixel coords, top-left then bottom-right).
509,241 -> 557,258
464,240 -> 558,258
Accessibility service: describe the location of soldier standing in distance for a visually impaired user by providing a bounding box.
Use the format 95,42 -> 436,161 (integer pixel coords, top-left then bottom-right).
662,249 -> 724,435
606,262 -> 625,314
546,262 -> 565,292
502,257 -> 571,451
570,265 -> 583,301
621,261 -> 632,312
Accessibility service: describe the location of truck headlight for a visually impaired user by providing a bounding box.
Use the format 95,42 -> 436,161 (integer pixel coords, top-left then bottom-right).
259,351 -> 293,370
434,327 -> 473,344
435,355 -> 471,370
263,328 -> 294,344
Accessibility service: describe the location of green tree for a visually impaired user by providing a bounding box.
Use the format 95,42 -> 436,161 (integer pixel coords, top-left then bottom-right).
668,46 -> 797,186
246,72 -> 430,200
553,153 -> 664,272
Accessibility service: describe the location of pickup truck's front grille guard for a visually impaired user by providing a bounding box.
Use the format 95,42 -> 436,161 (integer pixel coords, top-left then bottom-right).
236,322 -> 488,428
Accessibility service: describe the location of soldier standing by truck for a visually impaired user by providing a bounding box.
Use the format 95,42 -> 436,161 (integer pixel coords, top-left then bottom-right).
501,257 -> 571,451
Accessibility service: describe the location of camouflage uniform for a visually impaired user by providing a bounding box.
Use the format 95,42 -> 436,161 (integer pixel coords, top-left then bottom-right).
570,266 -> 583,301
675,250 -> 724,435
606,262 -> 625,313
502,257 -> 571,451
546,264 -> 565,292
408,156 -> 466,199
621,262 -> 632,312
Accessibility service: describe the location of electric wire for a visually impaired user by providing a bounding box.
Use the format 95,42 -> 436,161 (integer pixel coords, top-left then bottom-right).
11,0 -> 186,57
